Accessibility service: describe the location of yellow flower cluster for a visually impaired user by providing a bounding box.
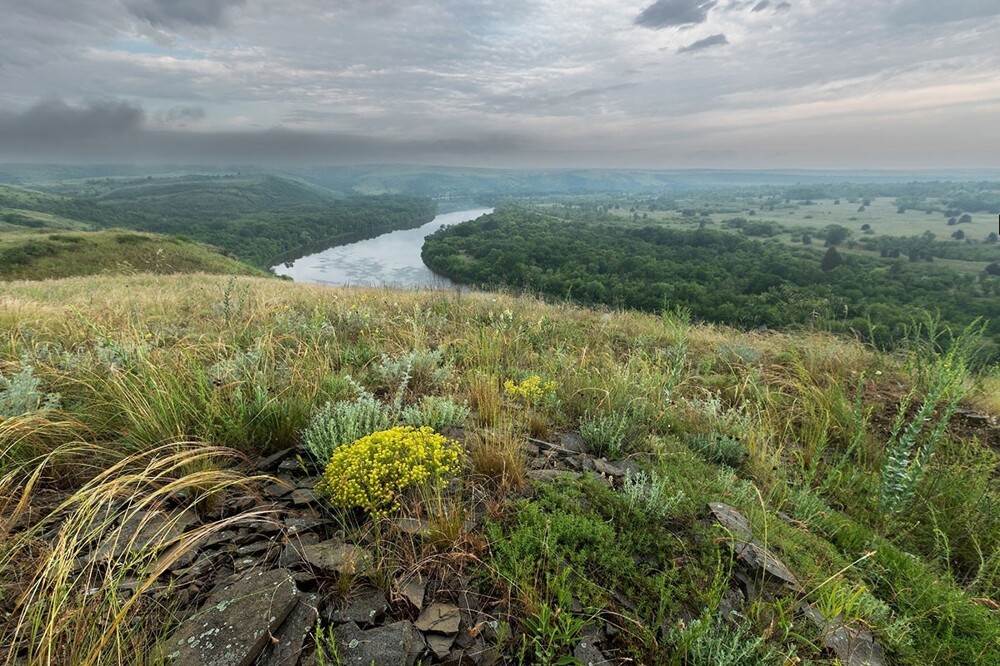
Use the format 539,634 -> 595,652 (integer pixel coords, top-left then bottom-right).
503,375 -> 557,406
319,426 -> 462,518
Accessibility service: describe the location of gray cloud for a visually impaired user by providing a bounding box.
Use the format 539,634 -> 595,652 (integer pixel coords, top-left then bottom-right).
751,1 -> 769,12
775,2 -> 790,11
161,106 -> 206,125
677,33 -> 729,54
0,99 -> 145,144
127,0 -> 246,28
635,0 -> 718,29
890,1 -> 1000,25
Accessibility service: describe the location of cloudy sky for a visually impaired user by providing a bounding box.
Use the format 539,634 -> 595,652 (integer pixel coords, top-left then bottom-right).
1,0 -> 998,168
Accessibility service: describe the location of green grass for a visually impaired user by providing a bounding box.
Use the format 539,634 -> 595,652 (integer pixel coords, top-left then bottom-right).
0,230 -> 267,281
1,274 -> 998,664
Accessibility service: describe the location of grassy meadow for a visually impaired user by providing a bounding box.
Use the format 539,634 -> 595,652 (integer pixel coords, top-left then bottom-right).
1,272 -> 999,664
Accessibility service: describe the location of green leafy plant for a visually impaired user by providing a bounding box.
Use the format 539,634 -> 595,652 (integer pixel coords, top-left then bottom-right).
0,365 -> 60,417
400,395 -> 470,430
520,601 -> 585,666
302,391 -> 394,463
579,410 -> 633,459
621,470 -> 687,520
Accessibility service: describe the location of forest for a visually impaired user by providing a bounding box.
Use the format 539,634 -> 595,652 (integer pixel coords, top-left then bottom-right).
0,176 -> 436,268
423,207 -> 1000,362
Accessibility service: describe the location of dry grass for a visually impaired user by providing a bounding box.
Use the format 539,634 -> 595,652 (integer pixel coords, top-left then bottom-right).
466,426 -> 528,495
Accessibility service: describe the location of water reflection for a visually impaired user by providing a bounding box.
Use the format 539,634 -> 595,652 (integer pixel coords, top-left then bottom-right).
272,208 -> 492,288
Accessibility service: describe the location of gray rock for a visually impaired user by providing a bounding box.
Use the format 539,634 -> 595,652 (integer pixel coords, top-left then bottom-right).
283,515 -> 325,536
327,587 -> 389,626
165,568 -> 299,666
415,602 -> 461,635
302,540 -> 371,575
527,469 -> 580,482
397,575 -> 426,610
558,432 -> 589,453
707,502 -> 753,541
290,488 -> 320,507
426,632 -> 456,660
256,447 -> 298,472
333,621 -> 426,666
803,604 -> 885,666
257,593 -> 319,666
591,458 -> 625,477
278,533 -> 320,568
573,639 -> 608,665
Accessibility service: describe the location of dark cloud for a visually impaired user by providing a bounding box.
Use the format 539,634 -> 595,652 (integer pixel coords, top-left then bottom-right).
751,1 -> 769,13
677,33 -> 729,54
161,106 -> 206,124
127,0 -> 246,28
635,0 -> 718,29
0,99 -> 145,145
0,98 -> 526,165
890,1 -> 1000,25
565,83 -> 639,99
775,2 -> 790,12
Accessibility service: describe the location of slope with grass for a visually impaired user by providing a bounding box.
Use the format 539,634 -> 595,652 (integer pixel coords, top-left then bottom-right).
1,274 -> 999,665
0,230 -> 268,281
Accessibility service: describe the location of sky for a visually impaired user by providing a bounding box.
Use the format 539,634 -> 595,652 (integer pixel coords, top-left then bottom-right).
0,0 -> 998,168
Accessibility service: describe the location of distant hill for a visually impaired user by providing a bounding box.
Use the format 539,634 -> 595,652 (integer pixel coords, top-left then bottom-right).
0,229 -> 267,281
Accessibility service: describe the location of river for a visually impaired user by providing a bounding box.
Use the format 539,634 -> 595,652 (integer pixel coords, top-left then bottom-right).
271,207 -> 492,288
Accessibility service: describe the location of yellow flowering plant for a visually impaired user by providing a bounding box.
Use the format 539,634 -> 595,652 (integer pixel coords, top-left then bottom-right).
503,375 -> 557,408
318,425 -> 462,518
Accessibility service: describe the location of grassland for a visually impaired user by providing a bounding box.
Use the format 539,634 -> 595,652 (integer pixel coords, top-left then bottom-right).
1,273 -> 999,664
0,230 -> 267,281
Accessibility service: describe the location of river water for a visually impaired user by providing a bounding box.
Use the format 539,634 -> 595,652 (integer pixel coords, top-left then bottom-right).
271,208 -> 492,288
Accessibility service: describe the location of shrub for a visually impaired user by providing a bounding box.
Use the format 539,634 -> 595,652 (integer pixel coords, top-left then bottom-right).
579,410 -> 633,458
0,365 -> 60,417
503,375 -> 557,408
372,348 -> 451,395
683,433 -> 748,468
317,426 -> 462,517
302,394 -> 393,462
621,470 -> 686,520
400,395 -> 470,430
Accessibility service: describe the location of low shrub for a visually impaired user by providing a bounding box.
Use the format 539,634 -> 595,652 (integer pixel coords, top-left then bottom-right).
302,393 -> 393,462
400,395 -> 470,430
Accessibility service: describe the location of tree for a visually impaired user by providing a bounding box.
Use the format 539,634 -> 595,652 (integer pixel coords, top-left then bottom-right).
986,262 -> 1000,276
986,232 -> 999,244
821,246 -> 844,272
952,229 -> 965,240
824,225 -> 850,246
959,214 -> 973,224
802,233 -> 812,245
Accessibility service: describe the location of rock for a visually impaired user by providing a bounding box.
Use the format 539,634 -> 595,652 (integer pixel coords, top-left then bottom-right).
394,516 -> 430,537
558,432 -> 589,453
333,621 -> 426,666
277,458 -> 303,474
591,458 -> 625,477
426,632 -> 456,660
327,587 -> 389,626
718,586 -> 746,622
302,540 -> 371,576
707,502 -> 752,541
94,510 -> 187,562
256,447 -> 298,472
164,568 -> 299,666
415,602 -> 462,635
803,604 -> 886,666
527,469 -> 580,482
236,540 -> 273,557
573,639 -> 607,665
279,533 -> 321,568
731,539 -> 802,593
397,575 -> 426,610
290,488 -> 320,507
256,594 -> 319,666
283,516 -> 325,536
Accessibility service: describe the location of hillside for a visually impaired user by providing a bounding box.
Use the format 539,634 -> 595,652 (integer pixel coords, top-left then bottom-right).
1,274 -> 998,665
0,229 -> 267,281
0,176 -> 437,268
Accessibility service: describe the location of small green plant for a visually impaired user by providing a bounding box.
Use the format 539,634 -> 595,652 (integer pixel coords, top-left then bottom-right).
373,348 -> 451,394
302,392 -> 394,463
621,470 -> 687,520
520,601 -> 586,666
400,395 -> 470,430
673,617 -> 791,666
317,426 -> 462,518
0,365 -> 60,417
683,433 -> 747,468
313,619 -> 343,666
579,410 -> 632,458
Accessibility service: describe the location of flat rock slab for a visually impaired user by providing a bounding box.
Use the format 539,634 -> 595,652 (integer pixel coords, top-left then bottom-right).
302,539 -> 371,575
333,621 -> 426,666
415,602 -> 461,635
327,587 -> 388,626
397,575 -> 426,610
574,639 -> 608,665
257,593 -> 319,666
733,540 -> 803,592
165,568 -> 299,666
708,503 -> 753,541
803,604 -> 885,666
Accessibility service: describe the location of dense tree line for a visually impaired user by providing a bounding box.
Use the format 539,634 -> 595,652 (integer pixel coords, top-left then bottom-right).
423,208 -> 1000,361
